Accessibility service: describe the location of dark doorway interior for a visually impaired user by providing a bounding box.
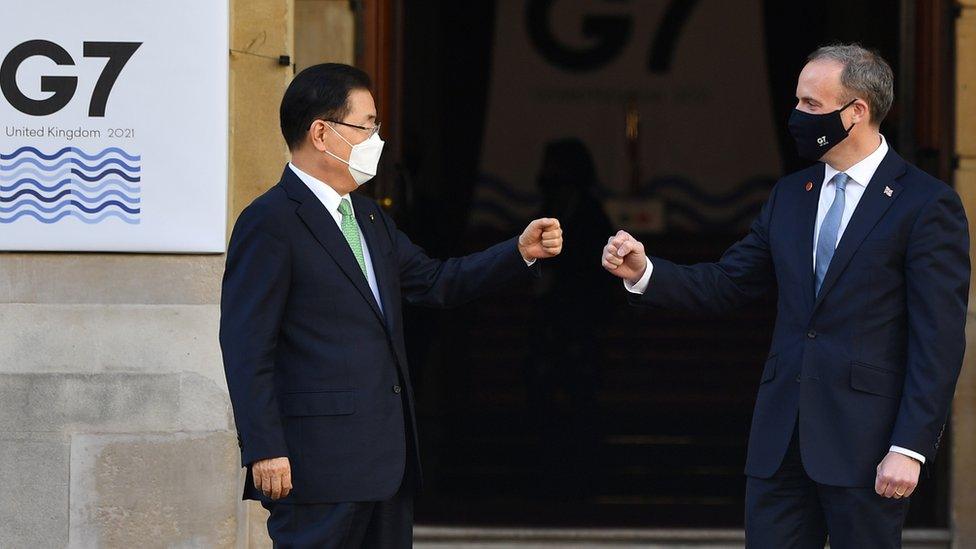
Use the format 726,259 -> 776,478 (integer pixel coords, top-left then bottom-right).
393,0 -> 951,528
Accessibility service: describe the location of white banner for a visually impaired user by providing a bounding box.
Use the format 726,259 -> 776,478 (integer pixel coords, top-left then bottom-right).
0,0 -> 228,252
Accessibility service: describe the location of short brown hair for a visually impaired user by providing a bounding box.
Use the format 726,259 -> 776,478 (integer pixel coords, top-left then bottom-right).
808,43 -> 894,125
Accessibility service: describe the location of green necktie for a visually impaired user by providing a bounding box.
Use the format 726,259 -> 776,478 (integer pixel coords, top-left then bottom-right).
337,198 -> 368,277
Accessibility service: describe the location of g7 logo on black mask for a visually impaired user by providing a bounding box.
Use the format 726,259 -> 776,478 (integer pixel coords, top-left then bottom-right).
0,40 -> 141,117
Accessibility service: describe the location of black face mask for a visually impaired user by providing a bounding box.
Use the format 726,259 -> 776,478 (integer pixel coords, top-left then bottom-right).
788,99 -> 857,160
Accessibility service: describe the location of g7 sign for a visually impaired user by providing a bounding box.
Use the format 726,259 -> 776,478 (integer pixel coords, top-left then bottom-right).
526,0 -> 699,73
0,40 -> 141,117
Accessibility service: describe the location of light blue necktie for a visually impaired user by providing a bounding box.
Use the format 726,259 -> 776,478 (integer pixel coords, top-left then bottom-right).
815,172 -> 849,295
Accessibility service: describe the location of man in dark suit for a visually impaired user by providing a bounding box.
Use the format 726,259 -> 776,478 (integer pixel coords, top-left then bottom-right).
220,63 -> 563,547
603,44 -> 969,548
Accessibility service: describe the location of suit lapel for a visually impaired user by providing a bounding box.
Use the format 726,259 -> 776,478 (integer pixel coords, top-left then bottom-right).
353,196 -> 412,372
795,164 -> 825,313
811,149 -> 907,313
354,195 -> 396,331
281,167 -> 387,327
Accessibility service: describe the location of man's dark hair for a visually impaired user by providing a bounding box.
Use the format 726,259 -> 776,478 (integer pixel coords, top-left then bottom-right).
279,63 -> 372,150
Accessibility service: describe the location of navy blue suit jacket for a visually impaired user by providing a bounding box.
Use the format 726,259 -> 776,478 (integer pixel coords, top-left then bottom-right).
633,148 -> 970,487
220,166 -> 538,503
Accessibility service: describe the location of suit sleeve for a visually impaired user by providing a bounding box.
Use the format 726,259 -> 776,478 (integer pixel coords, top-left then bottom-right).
629,183 -> 779,315
890,186 -> 970,462
219,206 -> 291,466
377,210 -> 540,309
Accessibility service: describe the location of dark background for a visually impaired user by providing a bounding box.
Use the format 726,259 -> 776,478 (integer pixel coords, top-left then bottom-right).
381,0 -> 956,528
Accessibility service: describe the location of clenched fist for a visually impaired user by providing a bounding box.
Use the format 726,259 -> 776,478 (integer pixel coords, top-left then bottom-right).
252,456 -> 293,500
602,230 -> 647,284
519,218 -> 563,261
875,451 -> 920,499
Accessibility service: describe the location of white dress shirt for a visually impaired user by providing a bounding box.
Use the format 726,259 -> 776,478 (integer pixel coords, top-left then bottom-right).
624,135 -> 925,463
813,134 -> 888,265
289,163 -> 383,312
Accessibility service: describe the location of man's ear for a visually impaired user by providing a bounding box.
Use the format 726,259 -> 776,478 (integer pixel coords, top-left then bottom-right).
852,99 -> 870,126
308,119 -> 329,152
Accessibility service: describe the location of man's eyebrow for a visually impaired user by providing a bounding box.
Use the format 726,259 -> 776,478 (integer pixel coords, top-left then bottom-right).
799,96 -> 820,104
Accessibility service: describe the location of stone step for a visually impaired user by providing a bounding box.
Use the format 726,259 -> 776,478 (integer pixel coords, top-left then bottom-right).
414,527 -> 951,548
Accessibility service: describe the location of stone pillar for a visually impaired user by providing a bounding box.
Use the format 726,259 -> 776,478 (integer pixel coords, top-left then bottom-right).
294,0 -> 356,72
229,2 -> 296,545
952,2 -> 976,548
230,0 -> 295,224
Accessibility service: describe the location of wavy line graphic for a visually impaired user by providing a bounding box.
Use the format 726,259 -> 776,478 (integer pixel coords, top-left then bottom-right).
2,188 -> 72,202
666,201 -> 764,232
7,199 -> 138,214
77,190 -> 139,205
0,199 -> 140,214
72,190 -> 140,204
0,168 -> 73,182
0,185 -> 139,204
71,200 -> 139,214
0,178 -> 141,194
0,167 -> 142,183
470,199 -> 525,228
0,146 -> 141,162
636,176 -> 774,207
0,147 -> 142,224
0,156 -> 141,172
0,210 -> 140,224
71,169 -> 140,183
4,192 -> 139,207
475,175 -> 542,205
1,187 -> 139,204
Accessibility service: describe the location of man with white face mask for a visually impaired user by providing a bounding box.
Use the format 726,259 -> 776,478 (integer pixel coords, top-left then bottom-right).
220,63 -> 564,547
321,113 -> 385,186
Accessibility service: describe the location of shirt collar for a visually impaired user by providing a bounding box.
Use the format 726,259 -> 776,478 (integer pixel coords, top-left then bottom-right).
823,134 -> 889,187
288,162 -> 349,215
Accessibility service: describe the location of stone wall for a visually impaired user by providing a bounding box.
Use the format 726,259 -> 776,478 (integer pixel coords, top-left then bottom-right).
952,2 -> 976,548
0,0 -> 299,545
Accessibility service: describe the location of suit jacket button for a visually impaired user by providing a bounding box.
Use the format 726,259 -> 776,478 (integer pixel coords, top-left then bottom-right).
393,385 -> 402,394
807,330 -> 817,339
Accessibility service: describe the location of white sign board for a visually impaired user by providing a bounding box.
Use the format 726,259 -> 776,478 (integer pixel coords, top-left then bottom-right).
0,0 -> 228,252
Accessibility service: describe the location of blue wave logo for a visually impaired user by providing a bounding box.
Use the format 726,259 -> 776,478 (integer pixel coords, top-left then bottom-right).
0,147 -> 141,224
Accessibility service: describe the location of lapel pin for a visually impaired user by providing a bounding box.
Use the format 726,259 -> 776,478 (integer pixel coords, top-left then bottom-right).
805,181 -> 813,192
884,186 -> 893,197
369,213 -> 375,222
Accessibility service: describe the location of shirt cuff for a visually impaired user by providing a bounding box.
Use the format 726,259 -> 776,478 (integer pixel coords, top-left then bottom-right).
890,446 -> 926,464
524,258 -> 537,267
623,259 -> 653,294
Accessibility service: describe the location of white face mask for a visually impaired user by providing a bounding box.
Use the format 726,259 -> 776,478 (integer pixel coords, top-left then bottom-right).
325,123 -> 384,186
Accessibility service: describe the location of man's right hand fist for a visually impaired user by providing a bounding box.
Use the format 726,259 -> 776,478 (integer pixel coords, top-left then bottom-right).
602,230 -> 647,284
252,456 -> 292,500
